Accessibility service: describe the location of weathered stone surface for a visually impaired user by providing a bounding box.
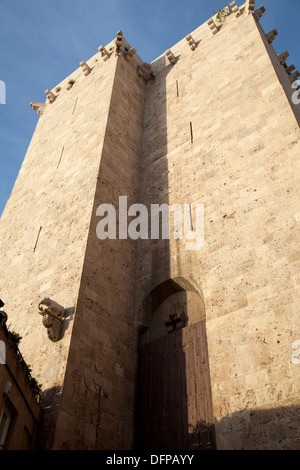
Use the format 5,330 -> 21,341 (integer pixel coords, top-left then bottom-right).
0,2 -> 299,450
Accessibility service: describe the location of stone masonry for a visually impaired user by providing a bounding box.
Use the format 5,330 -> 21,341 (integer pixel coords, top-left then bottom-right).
0,1 -> 299,449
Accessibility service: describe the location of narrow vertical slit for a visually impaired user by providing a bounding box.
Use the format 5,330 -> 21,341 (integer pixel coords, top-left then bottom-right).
33,226 -> 42,253
56,147 -> 65,169
189,204 -> 193,231
176,80 -> 179,98
72,97 -> 78,115
190,122 -> 193,143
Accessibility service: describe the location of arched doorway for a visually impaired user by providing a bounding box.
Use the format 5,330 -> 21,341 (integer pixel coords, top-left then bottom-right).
136,278 -> 216,450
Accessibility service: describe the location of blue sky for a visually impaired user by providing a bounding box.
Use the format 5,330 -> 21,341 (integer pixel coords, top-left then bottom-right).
0,0 -> 299,216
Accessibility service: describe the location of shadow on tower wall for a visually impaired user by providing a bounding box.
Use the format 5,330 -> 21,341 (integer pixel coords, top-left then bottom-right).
215,403 -> 300,450
36,381 -> 300,450
134,52 -> 173,449
134,50 -> 216,451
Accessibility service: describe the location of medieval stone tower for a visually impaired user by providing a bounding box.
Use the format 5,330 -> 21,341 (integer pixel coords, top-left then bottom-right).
0,0 -> 299,450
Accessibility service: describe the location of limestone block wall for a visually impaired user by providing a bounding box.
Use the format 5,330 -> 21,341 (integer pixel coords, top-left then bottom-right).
50,52 -> 146,449
0,39 -> 119,446
0,0 -> 299,451
136,5 -> 300,449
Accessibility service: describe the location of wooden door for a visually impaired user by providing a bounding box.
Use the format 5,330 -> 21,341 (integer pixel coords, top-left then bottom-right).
137,321 -> 215,450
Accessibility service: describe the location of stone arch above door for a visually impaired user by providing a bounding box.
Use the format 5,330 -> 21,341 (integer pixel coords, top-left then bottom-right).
137,276 -> 205,345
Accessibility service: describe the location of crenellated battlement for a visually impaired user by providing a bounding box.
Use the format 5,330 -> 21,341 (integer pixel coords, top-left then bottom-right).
30,1 -> 299,119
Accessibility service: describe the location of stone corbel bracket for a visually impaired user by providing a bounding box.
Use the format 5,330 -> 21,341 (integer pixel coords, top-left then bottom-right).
266,29 -> 278,45
253,6 -> 266,21
80,60 -> 91,76
45,89 -> 56,103
98,45 -> 110,61
66,79 -> 75,90
246,0 -> 256,14
137,62 -> 156,81
38,298 -> 66,342
285,64 -> 295,75
125,46 -> 136,62
186,34 -> 197,51
30,101 -> 46,116
137,62 -> 147,78
207,18 -> 219,35
278,50 -> 290,66
165,49 -> 176,65
276,51 -> 300,82
289,70 -> 300,83
115,30 -> 123,56
147,63 -> 156,79
230,1 -> 242,18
